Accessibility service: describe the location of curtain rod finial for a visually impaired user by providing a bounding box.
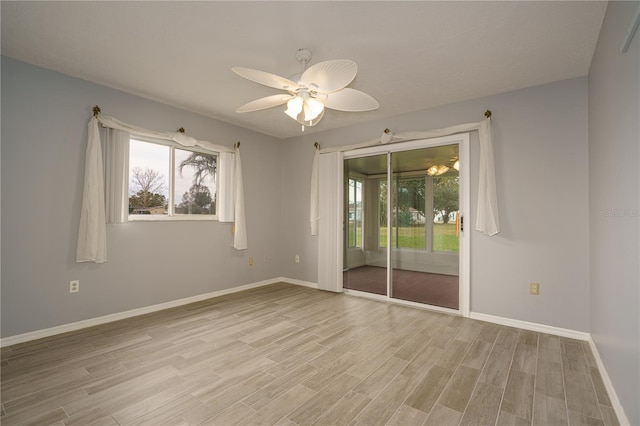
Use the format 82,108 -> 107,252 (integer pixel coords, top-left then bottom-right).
93,105 -> 101,117
381,128 -> 393,144
484,109 -> 492,118
235,141 -> 240,148
314,142 -> 319,149
178,127 -> 185,133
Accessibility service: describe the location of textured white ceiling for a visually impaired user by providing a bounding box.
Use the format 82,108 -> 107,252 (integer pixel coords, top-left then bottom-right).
1,1 -> 606,139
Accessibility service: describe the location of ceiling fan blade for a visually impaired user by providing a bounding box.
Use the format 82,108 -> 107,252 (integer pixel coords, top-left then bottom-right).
232,67 -> 298,91
236,94 -> 295,113
301,59 -> 357,93
322,88 -> 379,112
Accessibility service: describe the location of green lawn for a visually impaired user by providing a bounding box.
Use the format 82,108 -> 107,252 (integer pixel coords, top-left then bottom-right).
432,223 -> 459,252
350,223 -> 458,252
348,223 -> 363,248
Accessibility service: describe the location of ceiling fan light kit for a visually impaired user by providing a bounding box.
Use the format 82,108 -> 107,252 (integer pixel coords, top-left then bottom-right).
232,48 -> 379,131
426,158 -> 460,177
284,89 -> 325,125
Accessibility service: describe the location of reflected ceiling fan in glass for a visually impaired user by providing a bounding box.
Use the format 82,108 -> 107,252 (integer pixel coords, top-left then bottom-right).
426,165 -> 450,176
427,157 -> 460,176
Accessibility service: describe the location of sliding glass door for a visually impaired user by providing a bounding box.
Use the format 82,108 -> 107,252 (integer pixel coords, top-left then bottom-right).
343,137 -> 466,312
343,153 -> 388,297
390,147 -> 460,309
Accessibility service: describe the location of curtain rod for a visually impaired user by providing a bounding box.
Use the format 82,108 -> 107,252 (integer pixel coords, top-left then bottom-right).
621,4 -> 640,53
94,106 -> 189,136
93,105 -> 239,151
317,109 -> 493,154
89,108 -> 234,153
313,109 -> 493,152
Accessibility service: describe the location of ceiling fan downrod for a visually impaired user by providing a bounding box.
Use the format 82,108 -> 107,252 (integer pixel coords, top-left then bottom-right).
295,48 -> 313,75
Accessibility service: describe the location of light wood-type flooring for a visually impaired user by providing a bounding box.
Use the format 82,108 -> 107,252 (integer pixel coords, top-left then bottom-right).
1,283 -> 619,426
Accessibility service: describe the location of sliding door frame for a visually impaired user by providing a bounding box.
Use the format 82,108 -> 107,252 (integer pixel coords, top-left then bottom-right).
342,133 -> 470,317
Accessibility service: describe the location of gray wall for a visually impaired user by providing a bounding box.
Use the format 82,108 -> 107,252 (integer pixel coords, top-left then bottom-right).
280,77 -> 591,332
1,58 -> 593,339
1,57 -> 284,338
588,2 -> 640,424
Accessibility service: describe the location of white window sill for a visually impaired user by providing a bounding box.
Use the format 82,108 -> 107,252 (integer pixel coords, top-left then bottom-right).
128,215 -> 218,222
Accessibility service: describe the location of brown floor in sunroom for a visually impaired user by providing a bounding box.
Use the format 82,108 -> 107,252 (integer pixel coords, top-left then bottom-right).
1,283 -> 618,425
344,265 -> 459,310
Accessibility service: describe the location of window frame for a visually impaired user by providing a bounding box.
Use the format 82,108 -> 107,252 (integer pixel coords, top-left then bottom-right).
431,174 -> 460,254
378,169 -> 459,254
127,135 -> 219,222
347,176 -> 364,249
391,173 -> 428,251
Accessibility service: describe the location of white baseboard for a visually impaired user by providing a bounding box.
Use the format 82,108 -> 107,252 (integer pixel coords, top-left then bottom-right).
0,277 -> 314,348
587,337 -> 631,426
278,277 -> 318,289
469,312 -> 590,341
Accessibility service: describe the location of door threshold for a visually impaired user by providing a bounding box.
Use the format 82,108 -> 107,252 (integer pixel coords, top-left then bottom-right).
343,288 -> 462,316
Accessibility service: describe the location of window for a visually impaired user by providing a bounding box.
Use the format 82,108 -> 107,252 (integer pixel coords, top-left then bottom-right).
432,175 -> 459,253
379,176 -> 427,249
128,138 -> 217,220
379,173 -> 459,253
347,177 -> 363,248
393,176 -> 427,249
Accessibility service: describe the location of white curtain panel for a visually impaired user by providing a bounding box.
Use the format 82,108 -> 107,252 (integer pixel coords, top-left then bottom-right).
211,148 -> 248,249
310,117 -> 500,237
104,128 -> 130,224
77,117 -> 107,263
476,118 -> 500,236
317,151 -> 344,293
217,152 -> 236,223
232,145 -> 248,250
310,148 -> 320,236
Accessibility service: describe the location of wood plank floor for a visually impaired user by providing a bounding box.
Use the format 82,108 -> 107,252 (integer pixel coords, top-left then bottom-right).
1,283 -> 619,426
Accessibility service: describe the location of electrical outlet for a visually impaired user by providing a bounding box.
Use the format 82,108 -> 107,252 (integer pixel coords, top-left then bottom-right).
248,257 -> 253,266
70,280 -> 79,293
295,255 -> 300,263
529,282 -> 539,295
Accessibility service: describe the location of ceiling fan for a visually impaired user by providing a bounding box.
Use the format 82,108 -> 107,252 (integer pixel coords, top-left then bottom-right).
232,48 -> 379,130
